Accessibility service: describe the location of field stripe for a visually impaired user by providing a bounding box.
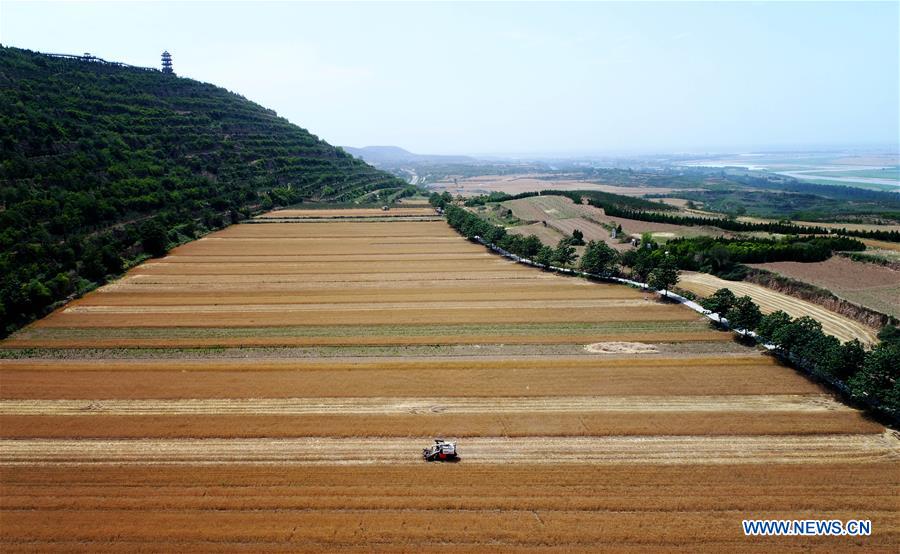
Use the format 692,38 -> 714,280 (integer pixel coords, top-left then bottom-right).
0,355 -> 773,371
0,395 -> 854,416
1,332 -> 731,349
2,433 -> 897,465
62,299 -> 652,314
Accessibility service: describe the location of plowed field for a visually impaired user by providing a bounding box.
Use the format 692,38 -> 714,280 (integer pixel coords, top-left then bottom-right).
1,213 -> 896,551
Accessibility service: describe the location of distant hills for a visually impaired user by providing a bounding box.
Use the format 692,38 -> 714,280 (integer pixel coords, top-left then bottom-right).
0,46 -> 409,336
343,145 -> 476,166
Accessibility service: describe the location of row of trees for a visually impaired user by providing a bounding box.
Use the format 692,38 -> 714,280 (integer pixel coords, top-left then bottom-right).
444,205 -> 682,295
599,202 -> 900,243
701,288 -> 898,418
462,189 -> 677,213
658,235 -> 866,279
446,204 -> 542,257
446,204 -> 583,268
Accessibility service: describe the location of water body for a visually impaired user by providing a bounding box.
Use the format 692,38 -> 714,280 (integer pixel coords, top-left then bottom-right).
779,170 -> 900,188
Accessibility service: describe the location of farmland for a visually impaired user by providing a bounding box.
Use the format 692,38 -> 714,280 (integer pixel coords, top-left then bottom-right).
501,194 -> 727,246
476,194 -> 896,338
748,257 -> 900,318
1,209 -> 898,551
428,173 -> 683,197
258,208 -> 438,219
677,272 -> 879,344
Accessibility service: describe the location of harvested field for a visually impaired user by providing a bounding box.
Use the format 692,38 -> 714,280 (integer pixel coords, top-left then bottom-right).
588,209 -> 726,239
1,211 -> 896,551
3,433 -> 897,465
1,357 -> 824,399
503,195 -> 594,220
36,304 -> 697,328
502,195 -> 726,253
0,394 -> 858,416
0,340 -> 754,361
257,208 -> 436,218
506,222 -> 566,245
749,257 -> 900,317
209,220 -> 452,237
861,238 -> 900,253
502,196 -> 631,252
546,217 -> 607,239
3,464 -> 898,551
0,411 -> 884,439
679,271 -> 879,344
0,331 -> 727,349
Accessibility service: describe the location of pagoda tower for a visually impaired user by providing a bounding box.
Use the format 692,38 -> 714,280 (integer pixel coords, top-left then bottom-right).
161,51 -> 174,74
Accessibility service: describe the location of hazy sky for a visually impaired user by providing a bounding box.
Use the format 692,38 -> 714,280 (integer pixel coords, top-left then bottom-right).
2,1 -> 898,155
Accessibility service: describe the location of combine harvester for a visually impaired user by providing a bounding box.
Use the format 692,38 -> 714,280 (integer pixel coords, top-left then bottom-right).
423,439 -> 459,462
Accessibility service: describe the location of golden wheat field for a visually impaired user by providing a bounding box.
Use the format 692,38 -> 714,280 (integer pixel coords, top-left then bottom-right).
1,209 -> 898,551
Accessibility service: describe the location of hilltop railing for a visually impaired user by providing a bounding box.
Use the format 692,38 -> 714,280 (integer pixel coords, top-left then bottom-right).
44,52 -> 157,72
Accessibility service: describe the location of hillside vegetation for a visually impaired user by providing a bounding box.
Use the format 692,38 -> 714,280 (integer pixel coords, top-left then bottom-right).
0,46 -> 408,336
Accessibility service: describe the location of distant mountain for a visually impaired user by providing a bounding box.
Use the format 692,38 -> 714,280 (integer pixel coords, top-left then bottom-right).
343,145 -> 476,166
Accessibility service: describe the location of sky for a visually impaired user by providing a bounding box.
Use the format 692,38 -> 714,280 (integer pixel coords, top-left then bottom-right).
2,1 -> 898,156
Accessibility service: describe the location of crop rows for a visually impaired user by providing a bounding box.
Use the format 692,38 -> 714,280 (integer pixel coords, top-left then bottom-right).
1,215 -> 896,550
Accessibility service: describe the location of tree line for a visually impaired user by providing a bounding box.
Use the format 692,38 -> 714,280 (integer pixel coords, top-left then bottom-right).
443,204 -> 681,296
701,288 -> 898,420
600,204 -> 900,243
660,235 -> 865,278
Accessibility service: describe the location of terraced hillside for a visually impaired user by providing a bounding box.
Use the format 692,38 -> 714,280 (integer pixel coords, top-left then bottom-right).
0,46 -> 407,336
1,209 -> 898,551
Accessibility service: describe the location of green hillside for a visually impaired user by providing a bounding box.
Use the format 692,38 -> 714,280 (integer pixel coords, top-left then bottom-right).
0,46 -> 410,336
